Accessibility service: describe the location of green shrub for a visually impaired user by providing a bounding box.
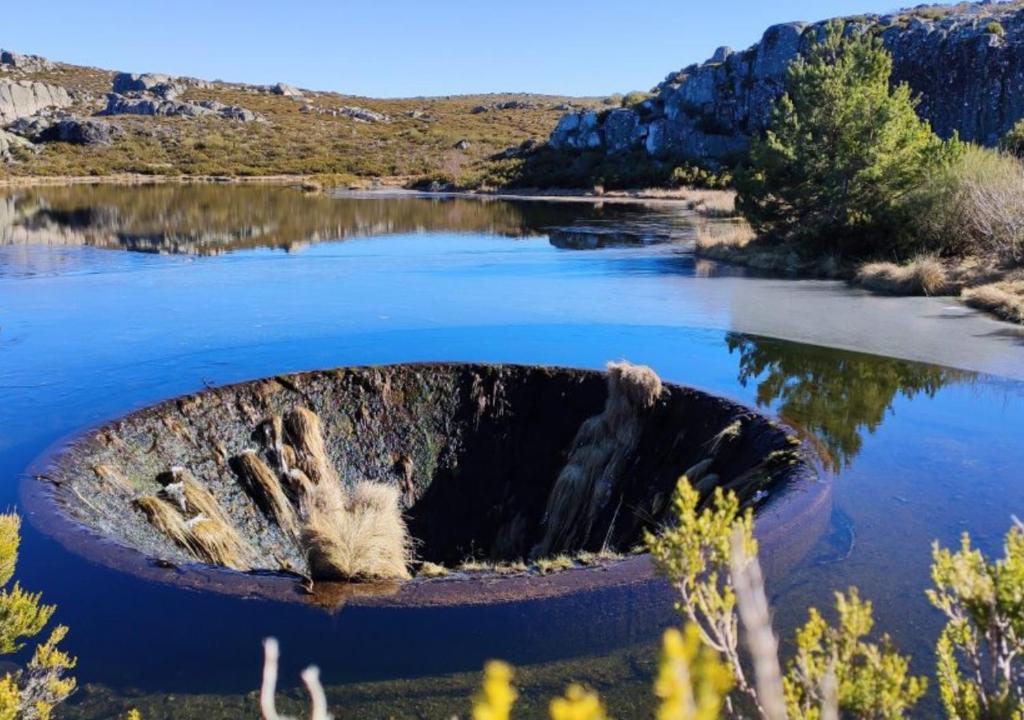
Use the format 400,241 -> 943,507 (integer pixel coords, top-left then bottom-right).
999,118 -> 1024,158
621,91 -> 651,108
736,22 -> 960,257
987,21 -> 1006,36
670,163 -> 733,190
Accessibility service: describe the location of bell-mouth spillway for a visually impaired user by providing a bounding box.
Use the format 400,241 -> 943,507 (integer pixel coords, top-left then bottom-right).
24,362 -> 829,607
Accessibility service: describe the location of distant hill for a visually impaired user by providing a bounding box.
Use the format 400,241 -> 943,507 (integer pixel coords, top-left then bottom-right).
0,48 -> 602,183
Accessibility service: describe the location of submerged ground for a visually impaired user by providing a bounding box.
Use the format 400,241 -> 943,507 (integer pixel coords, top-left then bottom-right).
1,186 -> 1023,718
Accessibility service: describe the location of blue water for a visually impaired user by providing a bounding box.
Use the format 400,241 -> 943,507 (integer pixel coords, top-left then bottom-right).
1,187 -> 1023,716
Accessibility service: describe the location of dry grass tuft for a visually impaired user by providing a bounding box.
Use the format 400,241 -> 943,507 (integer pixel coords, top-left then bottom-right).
605,360 -> 663,411
417,561 -> 450,578
963,281 -> 1024,323
135,495 -> 192,549
186,516 -> 251,570
301,481 -> 411,582
535,555 -> 576,574
284,407 -> 337,485
532,361 -> 662,557
683,189 -> 738,218
234,450 -> 300,540
855,257 -> 952,296
694,220 -> 756,251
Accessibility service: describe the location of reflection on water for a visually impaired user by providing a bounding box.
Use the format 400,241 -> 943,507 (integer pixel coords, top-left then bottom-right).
0,187 -> 1022,719
0,184 -> 697,258
726,333 -> 971,469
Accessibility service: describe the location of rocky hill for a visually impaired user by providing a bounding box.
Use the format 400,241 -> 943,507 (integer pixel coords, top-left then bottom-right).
0,49 -> 598,181
550,1 -> 1024,166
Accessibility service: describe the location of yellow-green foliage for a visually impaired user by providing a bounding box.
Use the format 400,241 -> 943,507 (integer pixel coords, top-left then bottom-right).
655,626 -> 733,720
549,684 -> 608,720
0,513 -> 76,720
472,660 -> 517,720
783,589 -> 926,719
645,478 -> 755,681
928,525 -> 1024,718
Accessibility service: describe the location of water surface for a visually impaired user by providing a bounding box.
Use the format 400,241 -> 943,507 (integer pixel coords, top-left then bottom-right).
1,185 -> 1023,718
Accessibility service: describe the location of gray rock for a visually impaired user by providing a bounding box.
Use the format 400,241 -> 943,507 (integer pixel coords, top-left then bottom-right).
102,93 -> 260,122
39,117 -> 120,146
603,108 -> 645,154
111,72 -> 175,94
454,139 -> 471,150
337,106 -> 389,123
547,5 -> 1024,163
270,82 -> 302,97
0,80 -> 72,123
0,50 -> 56,73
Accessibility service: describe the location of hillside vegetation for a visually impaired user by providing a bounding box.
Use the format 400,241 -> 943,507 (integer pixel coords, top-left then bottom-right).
0,57 -> 601,182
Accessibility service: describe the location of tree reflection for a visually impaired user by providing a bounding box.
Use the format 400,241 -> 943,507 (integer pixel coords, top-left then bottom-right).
726,333 -> 971,470
0,185 -> 695,256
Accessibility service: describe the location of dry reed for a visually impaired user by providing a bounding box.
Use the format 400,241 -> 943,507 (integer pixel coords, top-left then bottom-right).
532,361 -> 662,557
284,407 -> 337,485
234,450 -> 300,540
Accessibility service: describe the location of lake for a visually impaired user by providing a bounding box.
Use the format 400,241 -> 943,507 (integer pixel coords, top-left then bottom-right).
1,184 -> 1023,718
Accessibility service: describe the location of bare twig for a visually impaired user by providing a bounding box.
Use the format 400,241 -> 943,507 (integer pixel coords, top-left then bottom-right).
730,529 -> 787,720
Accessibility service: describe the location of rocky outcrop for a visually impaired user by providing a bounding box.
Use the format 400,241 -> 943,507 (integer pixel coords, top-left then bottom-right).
102,92 -> 260,122
0,49 -> 56,73
7,112 -> 119,146
549,3 -> 1024,163
270,82 -> 302,97
337,105 -> 389,123
0,80 -> 72,123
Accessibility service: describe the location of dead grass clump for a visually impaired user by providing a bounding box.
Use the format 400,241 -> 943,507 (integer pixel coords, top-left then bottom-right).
683,189 -> 738,217
417,561 -> 450,578
301,481 -> 411,582
135,495 -> 192,549
532,361 -> 662,558
234,450 -> 300,540
963,281 -> 1024,324
187,516 -> 251,570
535,555 -> 575,574
855,257 -> 952,296
694,220 -> 756,251
284,407 -> 337,485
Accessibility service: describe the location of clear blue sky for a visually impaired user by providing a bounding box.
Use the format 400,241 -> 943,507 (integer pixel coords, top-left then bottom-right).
5,1 -> 908,97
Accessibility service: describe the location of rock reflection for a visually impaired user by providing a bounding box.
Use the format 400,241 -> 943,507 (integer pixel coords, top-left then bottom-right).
0,185 -> 697,256
726,333 -> 971,469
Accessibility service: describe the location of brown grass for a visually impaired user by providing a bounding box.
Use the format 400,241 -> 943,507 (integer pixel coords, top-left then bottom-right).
694,220 -> 756,251
301,481 -> 411,582
134,495 -> 192,549
682,189 -> 738,218
284,407 -> 337,485
962,281 -> 1024,323
91,463 -> 131,491
855,257 -> 952,296
233,450 -> 300,540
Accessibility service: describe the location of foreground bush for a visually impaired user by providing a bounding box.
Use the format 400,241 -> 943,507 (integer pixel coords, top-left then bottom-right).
736,23 -> 959,257
0,513 -> 76,720
260,477 -> 1024,719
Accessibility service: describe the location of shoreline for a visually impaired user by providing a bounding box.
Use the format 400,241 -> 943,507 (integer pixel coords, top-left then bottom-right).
0,174 -> 713,206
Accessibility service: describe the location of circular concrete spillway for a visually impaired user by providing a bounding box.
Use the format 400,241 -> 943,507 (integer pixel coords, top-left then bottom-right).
27,363 -> 825,605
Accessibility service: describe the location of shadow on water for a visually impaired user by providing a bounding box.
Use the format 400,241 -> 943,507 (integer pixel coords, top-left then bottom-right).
0,184 -> 697,256
725,333 -> 973,470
